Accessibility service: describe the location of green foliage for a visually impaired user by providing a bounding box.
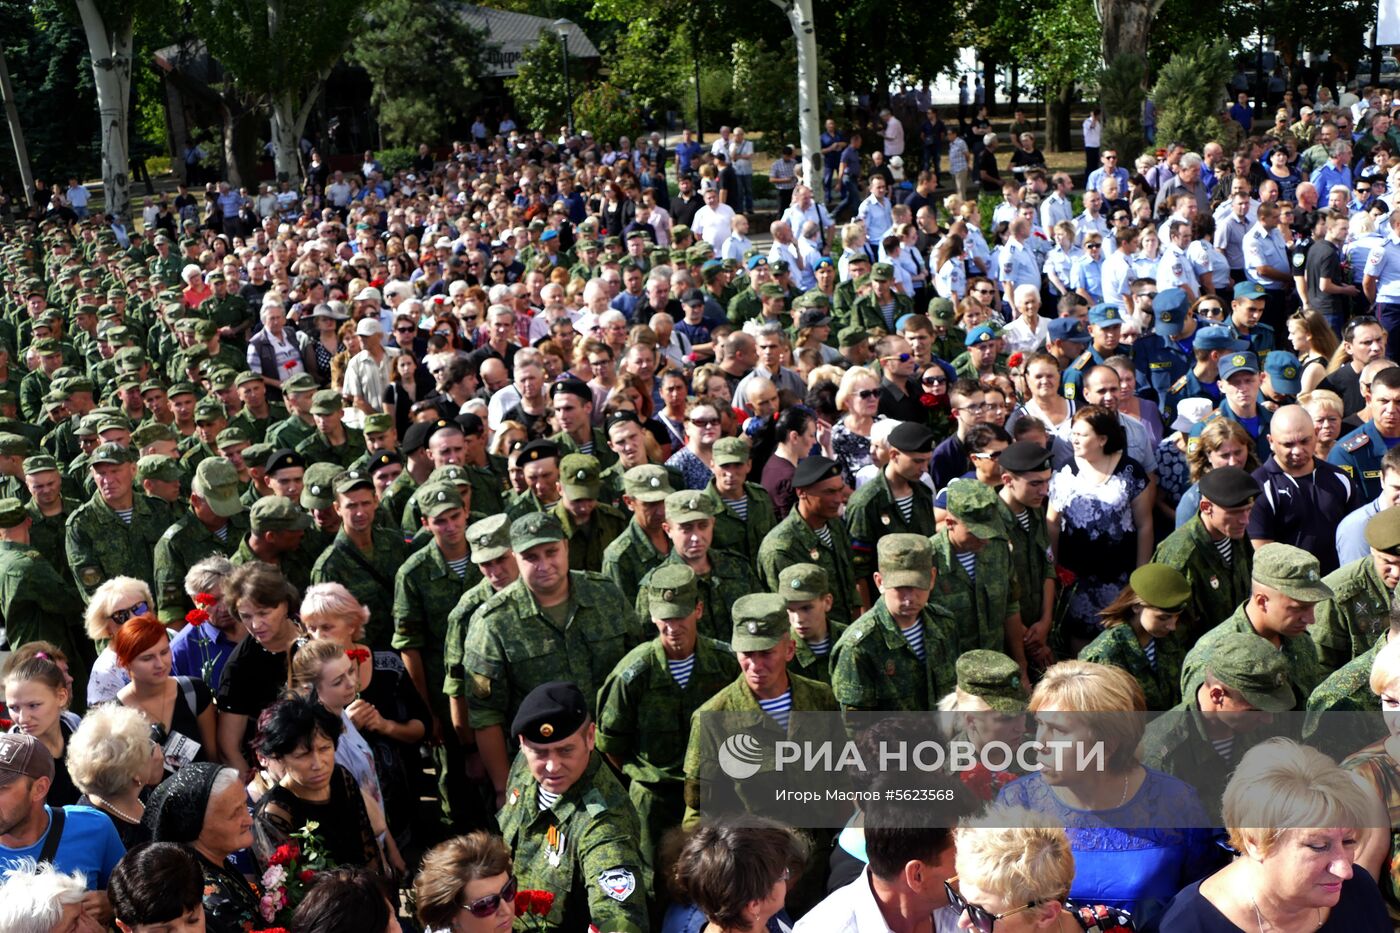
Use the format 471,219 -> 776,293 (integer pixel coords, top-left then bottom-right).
506,31 -> 570,136
603,14 -> 687,116
1099,54 -> 1147,161
1151,39 -> 1232,153
348,0 -> 488,146
823,0 -> 958,98
573,82 -> 641,146
1010,0 -> 1099,94
729,37 -> 834,154
681,64 -> 737,128
377,146 -> 418,174
193,0 -> 363,106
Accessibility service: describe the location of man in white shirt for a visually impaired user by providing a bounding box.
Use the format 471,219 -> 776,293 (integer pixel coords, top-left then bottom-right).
881,109 -> 905,158
781,185 -> 834,252
691,183 -> 736,250
341,318 -> 400,420
858,176 -> 894,245
1041,172 -> 1075,231
711,126 -> 733,158
1157,218 -> 1200,301
795,221 -> 824,291
720,215 -> 754,264
795,782 -> 972,933
66,179 -> 90,218
326,171 -> 352,210
767,220 -> 803,278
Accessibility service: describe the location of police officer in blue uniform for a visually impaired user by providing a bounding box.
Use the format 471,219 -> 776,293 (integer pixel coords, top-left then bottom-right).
1241,204 -> 1293,333
1189,350 -> 1273,458
1225,281 -> 1275,355
1132,287 -> 1193,414
1260,350 -> 1303,411
1327,366 -> 1400,500
1162,325 -> 1250,420
1062,303 -> 1122,402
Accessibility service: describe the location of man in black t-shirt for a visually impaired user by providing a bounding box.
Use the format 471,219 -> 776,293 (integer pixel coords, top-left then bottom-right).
1303,211 -> 1358,331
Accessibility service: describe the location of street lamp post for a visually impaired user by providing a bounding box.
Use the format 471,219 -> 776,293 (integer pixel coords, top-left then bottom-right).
554,19 -> 574,139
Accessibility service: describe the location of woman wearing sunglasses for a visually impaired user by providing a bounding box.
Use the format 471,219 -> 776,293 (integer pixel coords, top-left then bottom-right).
83,575 -> 155,706
832,367 -> 885,487
415,831 -> 517,932
948,812 -> 1080,932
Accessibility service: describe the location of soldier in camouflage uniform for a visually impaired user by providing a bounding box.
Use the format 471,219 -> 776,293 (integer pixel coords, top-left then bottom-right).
931,479 -> 1028,680
504,440 -> 565,521
264,373 -> 319,451
0,497 -> 94,705
181,398 -> 226,472
296,390 -> 366,467
635,491 -> 754,643
553,454 -> 628,573
153,457 -> 247,625
463,512 -> 643,811
200,271 -> 253,344
392,481 -> 481,829
682,593 -> 838,829
0,433 -> 31,503
1305,601 -> 1396,762
1142,632 -> 1296,821
549,379 -> 617,469
1309,508 -> 1400,674
778,563 -> 848,685
497,681 -> 648,933
309,468 -> 407,649
830,534 -> 957,713
601,465 -> 675,597
1181,543 -> 1334,711
228,370 -> 287,444
847,422 -> 936,599
231,496 -> 316,595
21,454 -> 79,580
443,515 -> 520,738
64,442 -> 172,602
996,441 -> 1056,665
1152,467 -> 1261,648
597,564 -> 739,877
757,456 -> 861,623
705,436 -> 777,571
1079,564 -> 1193,710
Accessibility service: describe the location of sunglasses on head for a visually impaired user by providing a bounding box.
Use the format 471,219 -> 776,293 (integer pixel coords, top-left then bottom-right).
944,877 -> 1040,933
112,601 -> 150,625
460,875 -> 517,918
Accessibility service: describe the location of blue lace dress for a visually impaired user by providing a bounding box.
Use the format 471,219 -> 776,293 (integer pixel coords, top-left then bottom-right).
1049,454 -> 1149,635
997,768 -> 1217,926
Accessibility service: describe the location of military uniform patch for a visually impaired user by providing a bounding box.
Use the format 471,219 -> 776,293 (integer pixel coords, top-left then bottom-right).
599,867 -> 636,901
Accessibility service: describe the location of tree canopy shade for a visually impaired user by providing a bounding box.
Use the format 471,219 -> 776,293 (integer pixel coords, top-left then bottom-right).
1152,39 -> 1233,152
347,0 -> 488,147
192,0 -> 362,184
506,30 -> 570,138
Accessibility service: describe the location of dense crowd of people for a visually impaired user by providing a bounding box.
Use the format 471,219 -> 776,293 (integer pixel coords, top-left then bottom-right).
6,72 -> 1400,933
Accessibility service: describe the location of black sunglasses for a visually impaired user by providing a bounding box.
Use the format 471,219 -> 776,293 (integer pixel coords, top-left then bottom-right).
460,875 -> 517,918
112,600 -> 151,625
857,388 -> 881,400
944,877 -> 1039,933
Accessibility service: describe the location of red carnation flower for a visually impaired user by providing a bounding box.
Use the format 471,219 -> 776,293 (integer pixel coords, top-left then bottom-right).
298,868 -> 315,883
514,889 -> 533,913
919,392 -> 937,407
193,592 -> 218,609
186,608 -> 209,626
1055,566 -> 1077,588
531,890 -> 555,915
346,647 -> 371,664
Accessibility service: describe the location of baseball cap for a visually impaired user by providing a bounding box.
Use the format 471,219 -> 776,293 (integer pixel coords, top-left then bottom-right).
0,733 -> 55,786
510,511 -> 566,553
1202,632 -> 1296,712
1219,351 -> 1260,380
623,464 -> 672,502
778,563 -> 829,602
945,479 -> 1005,540
559,454 -> 602,500
192,457 -> 244,517
249,496 -> 313,533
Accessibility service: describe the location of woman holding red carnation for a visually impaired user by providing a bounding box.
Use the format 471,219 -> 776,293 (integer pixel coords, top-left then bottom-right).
414,831 -> 519,932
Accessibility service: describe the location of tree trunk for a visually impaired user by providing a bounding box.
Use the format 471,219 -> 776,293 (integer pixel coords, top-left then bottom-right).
75,0 -> 133,221
982,57 -> 997,114
1100,0 -> 1166,63
0,46 -> 34,206
221,100 -> 260,191
1049,82 -> 1074,152
772,0 -> 823,195
1010,62 -> 1020,112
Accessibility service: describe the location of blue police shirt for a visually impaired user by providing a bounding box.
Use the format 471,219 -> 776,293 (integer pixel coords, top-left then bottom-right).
1363,235 -> 1400,303
1243,223 -> 1289,291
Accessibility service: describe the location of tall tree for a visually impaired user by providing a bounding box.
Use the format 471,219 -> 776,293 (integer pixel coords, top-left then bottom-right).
1098,0 -> 1166,64
347,0 -> 488,146
193,0 -> 363,183
506,31 -> 570,137
73,0 -> 138,219
1010,0 -> 1098,151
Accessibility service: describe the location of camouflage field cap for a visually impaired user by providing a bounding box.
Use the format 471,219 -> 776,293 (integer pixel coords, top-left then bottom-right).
645,563 -> 700,619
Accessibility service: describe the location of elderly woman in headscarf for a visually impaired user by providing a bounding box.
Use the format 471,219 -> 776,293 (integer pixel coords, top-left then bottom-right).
143,762 -> 263,933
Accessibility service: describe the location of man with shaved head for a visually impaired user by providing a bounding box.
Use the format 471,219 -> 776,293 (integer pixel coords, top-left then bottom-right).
1248,404 -> 1360,575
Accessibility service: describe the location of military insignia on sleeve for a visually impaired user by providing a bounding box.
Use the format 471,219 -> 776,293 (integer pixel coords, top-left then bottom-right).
1064,383 -> 1077,400
79,566 -> 102,587
1292,252 -> 1305,268
810,549 -> 820,560
1209,575 -> 1219,590
471,673 -> 492,698
881,513 -> 891,526
599,868 -> 636,901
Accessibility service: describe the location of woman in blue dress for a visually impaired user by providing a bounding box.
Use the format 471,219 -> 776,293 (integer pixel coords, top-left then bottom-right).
996,661 -> 1217,928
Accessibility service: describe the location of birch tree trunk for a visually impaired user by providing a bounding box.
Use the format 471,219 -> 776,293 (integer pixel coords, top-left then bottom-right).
771,0 -> 823,193
74,0 -> 133,220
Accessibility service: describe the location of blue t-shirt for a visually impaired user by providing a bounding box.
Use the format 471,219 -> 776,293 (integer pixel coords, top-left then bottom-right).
996,769 -> 1216,926
1147,867 -> 1388,932
0,805 -> 126,889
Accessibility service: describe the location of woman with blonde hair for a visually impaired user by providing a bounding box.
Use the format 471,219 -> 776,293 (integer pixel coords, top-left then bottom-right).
996,660 -> 1214,918
1340,636 -> 1400,921
1299,388 -> 1346,459
414,832 -> 517,933
1175,418 -> 1258,526
84,575 -> 155,705
1160,738 -> 1387,929
68,703 -> 165,846
831,366 -> 885,487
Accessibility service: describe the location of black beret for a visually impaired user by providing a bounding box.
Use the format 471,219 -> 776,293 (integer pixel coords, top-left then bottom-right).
550,378 -> 592,402
455,411 -> 485,436
791,455 -> 842,489
605,410 -> 642,432
998,440 -> 1055,474
519,439 -> 560,464
888,421 -> 934,454
264,448 -> 306,474
1198,466 -> 1261,508
511,680 -> 589,744
367,450 -> 403,473
401,419 -> 435,455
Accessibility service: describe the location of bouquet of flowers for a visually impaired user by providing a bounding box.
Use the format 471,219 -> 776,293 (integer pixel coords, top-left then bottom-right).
513,889 -> 556,928
184,592 -> 220,685
258,821 -> 337,925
